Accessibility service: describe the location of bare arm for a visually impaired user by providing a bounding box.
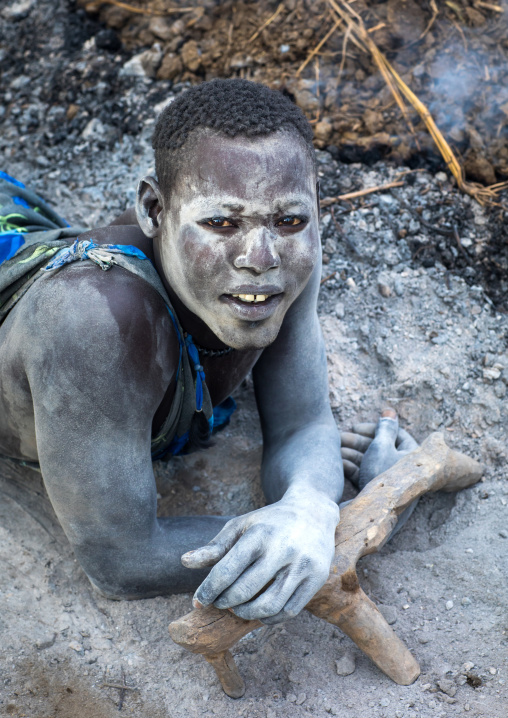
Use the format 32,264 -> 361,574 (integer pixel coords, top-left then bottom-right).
21,266 -> 227,598
184,263 -> 343,623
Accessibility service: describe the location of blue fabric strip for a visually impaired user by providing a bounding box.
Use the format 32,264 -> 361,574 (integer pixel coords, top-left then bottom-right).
0,171 -> 25,189
0,233 -> 26,264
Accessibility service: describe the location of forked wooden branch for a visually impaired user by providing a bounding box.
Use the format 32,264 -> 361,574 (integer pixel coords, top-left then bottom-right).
169,433 -> 482,698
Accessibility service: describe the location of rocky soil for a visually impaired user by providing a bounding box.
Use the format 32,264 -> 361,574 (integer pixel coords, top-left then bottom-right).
0,1 -> 507,717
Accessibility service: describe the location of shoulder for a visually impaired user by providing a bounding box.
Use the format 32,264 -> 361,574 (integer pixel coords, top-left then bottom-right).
18,261 -> 179,401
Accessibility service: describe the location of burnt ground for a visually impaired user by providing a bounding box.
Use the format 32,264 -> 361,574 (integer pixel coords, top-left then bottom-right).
1,0 -> 508,307
0,1 -> 507,717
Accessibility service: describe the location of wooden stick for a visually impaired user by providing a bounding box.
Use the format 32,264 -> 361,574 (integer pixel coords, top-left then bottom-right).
296,19 -> 343,76
169,434 -> 482,697
82,0 -> 194,15
248,3 -> 284,43
320,181 -> 405,207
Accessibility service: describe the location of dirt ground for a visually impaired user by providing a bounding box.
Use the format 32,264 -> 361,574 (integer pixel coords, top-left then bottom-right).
0,1 -> 507,717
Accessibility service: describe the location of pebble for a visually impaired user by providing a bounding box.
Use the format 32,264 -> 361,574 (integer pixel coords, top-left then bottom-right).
286,693 -> 297,703
445,600 -> 454,610
418,633 -> 431,644
489,667 -> 497,675
335,301 -> 345,318
335,651 -> 356,676
378,604 -> 397,625
35,633 -> 56,650
463,662 -> 475,671
296,693 -> 306,705
499,530 -> 508,538
68,640 -> 83,653
461,597 -> 472,606
379,697 -> 390,707
437,678 -> 457,697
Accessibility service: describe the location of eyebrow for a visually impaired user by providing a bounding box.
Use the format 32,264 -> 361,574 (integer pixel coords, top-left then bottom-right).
217,196 -> 313,214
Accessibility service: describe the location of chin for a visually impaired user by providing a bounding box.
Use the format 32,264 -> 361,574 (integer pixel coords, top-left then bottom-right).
214,321 -> 281,352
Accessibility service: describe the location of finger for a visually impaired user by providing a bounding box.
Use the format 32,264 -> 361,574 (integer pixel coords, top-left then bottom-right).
193,530 -> 263,607
351,422 -> 377,438
340,432 -> 372,452
260,578 -> 318,625
395,428 -> 419,452
373,413 -> 399,445
231,567 -> 297,621
181,519 -> 241,569
342,459 -> 360,485
341,447 -> 364,466
213,559 -> 275,609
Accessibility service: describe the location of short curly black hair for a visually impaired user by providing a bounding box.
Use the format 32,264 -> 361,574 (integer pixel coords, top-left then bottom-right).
152,78 -> 316,197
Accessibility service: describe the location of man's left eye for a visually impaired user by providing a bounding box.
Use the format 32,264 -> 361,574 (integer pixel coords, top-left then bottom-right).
276,216 -> 304,227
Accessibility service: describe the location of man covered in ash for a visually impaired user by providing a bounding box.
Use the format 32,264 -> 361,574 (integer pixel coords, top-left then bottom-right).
0,80 -> 416,624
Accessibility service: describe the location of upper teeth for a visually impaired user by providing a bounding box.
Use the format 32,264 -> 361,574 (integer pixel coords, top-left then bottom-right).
232,294 -> 268,303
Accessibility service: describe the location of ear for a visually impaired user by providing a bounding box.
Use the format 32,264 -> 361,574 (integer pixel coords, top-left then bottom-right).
136,176 -> 164,239
316,179 -> 321,219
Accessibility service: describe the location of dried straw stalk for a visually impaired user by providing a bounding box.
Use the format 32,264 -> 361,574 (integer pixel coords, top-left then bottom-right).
326,0 -> 508,206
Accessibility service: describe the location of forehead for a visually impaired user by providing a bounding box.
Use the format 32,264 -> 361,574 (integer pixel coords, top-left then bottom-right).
172,130 -> 317,210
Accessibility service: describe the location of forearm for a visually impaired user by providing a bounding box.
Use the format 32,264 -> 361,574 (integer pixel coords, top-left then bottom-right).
78,515 -> 232,599
261,418 -> 344,505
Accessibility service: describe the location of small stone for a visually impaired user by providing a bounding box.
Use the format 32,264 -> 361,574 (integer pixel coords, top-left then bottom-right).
463,662 -> 475,672
378,605 -> 397,625
461,597 -> 472,606
335,301 -> 345,319
403,604 -> 410,610
489,667 -> 497,675
288,671 -> 300,683
345,277 -> 357,290
418,633 -> 431,644
499,530 -> 508,538
483,366 -> 501,381
464,704 -> 470,712
313,120 -> 332,146
335,651 -> 356,676
296,693 -> 306,705
377,280 -> 392,298
181,40 -> 202,72
157,53 -> 183,81
35,633 -> 56,650
286,693 -> 297,703
379,697 -> 390,707
445,600 -> 454,610
438,678 -> 457,697
68,640 -> 83,653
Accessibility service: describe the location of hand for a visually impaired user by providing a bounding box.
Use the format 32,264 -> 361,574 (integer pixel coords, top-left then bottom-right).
181,489 -> 340,624
341,409 -> 418,490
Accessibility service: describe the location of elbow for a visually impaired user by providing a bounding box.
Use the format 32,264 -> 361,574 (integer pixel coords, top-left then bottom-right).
74,546 -> 153,600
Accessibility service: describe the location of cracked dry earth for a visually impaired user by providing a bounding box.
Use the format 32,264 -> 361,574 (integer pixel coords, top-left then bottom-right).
1,5 -> 508,718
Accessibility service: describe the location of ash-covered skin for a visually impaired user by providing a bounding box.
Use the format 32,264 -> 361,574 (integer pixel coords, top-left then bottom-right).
0,128 -> 414,624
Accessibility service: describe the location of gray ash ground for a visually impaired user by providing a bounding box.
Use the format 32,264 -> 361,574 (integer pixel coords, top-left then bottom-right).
0,2 -> 507,718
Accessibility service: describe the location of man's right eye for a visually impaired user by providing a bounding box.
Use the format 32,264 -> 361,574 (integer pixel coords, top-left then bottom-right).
204,217 -> 235,228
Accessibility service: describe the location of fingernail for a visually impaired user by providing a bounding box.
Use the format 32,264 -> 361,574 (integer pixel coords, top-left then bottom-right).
192,598 -> 204,609
381,408 -> 397,419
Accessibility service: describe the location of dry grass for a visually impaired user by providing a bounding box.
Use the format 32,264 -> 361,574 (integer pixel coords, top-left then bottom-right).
326,0 -> 508,206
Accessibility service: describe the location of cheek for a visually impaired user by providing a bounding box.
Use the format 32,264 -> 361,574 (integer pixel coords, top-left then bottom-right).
282,230 -> 320,283
178,228 -> 228,294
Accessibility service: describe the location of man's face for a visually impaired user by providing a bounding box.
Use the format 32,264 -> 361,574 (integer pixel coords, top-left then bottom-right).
158,130 -> 320,350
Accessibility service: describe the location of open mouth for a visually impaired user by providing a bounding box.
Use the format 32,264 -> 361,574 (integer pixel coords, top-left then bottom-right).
221,291 -> 283,316
231,293 -> 270,303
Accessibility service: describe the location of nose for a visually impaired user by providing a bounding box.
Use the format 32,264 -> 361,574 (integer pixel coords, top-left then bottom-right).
233,227 -> 280,274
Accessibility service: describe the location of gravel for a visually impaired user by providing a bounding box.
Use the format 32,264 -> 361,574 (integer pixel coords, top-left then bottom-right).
0,2 -> 507,718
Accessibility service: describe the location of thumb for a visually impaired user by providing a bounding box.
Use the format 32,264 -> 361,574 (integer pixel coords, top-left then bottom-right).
373,408 -> 399,445
181,519 -> 241,569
